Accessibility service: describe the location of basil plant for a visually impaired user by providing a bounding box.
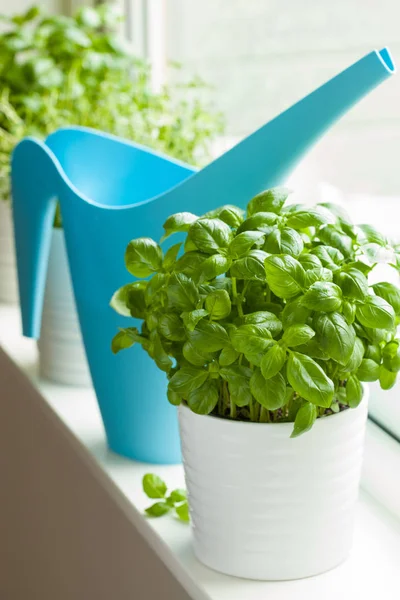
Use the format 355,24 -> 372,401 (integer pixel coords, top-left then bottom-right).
111,188 -> 400,437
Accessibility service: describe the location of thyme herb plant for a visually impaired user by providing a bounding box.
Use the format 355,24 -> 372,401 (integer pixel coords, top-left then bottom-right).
111,188 -> 400,437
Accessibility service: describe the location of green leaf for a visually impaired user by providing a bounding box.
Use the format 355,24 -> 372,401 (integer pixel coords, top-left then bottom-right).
230,254 -> 266,280
365,344 -> 381,364
110,284 -> 134,317
143,474 -> 167,499
182,340 -> 214,366
379,365 -> 397,390
163,243 -> 182,270
145,502 -> 171,517
356,296 -> 395,330
336,268 -> 369,301
286,208 -> 333,229
382,341 -> 400,373
346,375 -> 363,408
298,254 -> 323,270
295,338 -> 330,361
188,218 -> 233,253
168,489 -> 187,504
205,205 -> 244,228
220,365 -> 252,406
125,238 -> 163,277
182,309 -> 209,331
168,366 -> 208,396
304,267 -> 333,287
187,378 -> 219,414
356,359 -> 380,382
144,273 -> 167,305
342,300 -> 356,325
287,352 -> 334,407
219,345 -> 240,366
148,331 -> 173,373
291,403 -> 318,438
231,324 -> 273,354
310,245 -> 344,269
229,231 -> 264,258
372,282 -> 400,315
111,327 -> 146,354
282,324 -> 315,347
197,254 -> 231,282
314,312 -> 355,365
242,311 -> 282,338
167,388 -> 182,406
341,337 -> 364,373
265,254 -> 305,299
189,321 -> 230,352
162,212 -> 198,240
318,225 -> 352,257
237,212 -> 279,233
167,273 -> 199,311
302,281 -> 342,312
250,370 -> 287,410
264,227 -> 304,257
247,187 -> 290,215
175,502 -> 190,522
358,224 -> 387,246
205,289 -> 231,320
260,345 -> 286,379
282,297 -> 311,329
158,313 -> 186,341
174,252 -> 208,280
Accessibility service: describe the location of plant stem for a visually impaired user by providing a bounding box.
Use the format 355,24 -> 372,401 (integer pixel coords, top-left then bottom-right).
249,398 -> 255,421
230,397 -> 237,419
232,277 -> 244,318
259,407 -> 270,423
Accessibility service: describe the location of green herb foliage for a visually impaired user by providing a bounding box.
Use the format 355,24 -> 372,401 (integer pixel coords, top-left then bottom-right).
142,474 -> 189,522
112,188 -> 400,437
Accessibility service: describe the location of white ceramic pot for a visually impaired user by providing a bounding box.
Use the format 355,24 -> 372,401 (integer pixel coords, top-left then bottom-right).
179,392 -> 369,581
38,228 -> 91,387
0,200 -> 18,304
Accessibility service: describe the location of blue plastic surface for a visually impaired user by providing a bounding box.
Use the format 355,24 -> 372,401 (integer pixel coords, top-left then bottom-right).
11,48 -> 395,464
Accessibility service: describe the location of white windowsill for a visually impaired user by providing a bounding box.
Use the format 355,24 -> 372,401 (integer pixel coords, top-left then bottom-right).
1,303 -> 400,600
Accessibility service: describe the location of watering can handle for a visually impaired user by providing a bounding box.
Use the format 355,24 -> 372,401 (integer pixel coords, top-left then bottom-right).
11,139 -> 60,339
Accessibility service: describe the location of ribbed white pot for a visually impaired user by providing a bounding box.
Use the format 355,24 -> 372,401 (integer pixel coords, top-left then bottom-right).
38,228 -> 91,387
0,200 -> 18,304
179,392 -> 369,581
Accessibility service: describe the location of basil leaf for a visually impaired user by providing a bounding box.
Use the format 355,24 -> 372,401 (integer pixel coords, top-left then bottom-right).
175,502 -> 190,522
167,272 -> 199,311
358,224 -> 387,246
365,344 -> 381,364
187,378 -> 219,414
110,282 -> 147,318
162,212 -> 198,240
346,375 -> 363,408
282,297 -> 311,329
145,502 -> 171,517
183,340 -> 215,366
264,227 -> 304,257
143,474 -> 167,499
243,311 -> 282,338
159,313 -> 186,341
310,245 -> 344,269
382,341 -> 400,373
286,208 -> 333,229
229,231 -> 264,258
205,205 -> 244,228
342,300 -> 356,325
168,489 -> 187,504
356,358 -> 380,382
304,267 -> 333,287
250,370 -> 287,410
341,337 -> 364,373
295,338 -> 330,361
314,312 -> 355,365
197,254 -> 231,282
189,321 -> 230,352
167,388 -> 181,406
205,289 -> 231,320
219,345 -> 240,366
282,324 -> 315,347
111,327 -> 147,354
302,281 -> 342,312
181,308 -> 209,331
260,345 -> 286,379
168,366 -> 208,396
237,212 -> 279,233
287,352 -> 334,407
291,402 -> 317,438
148,331 -> 172,373
379,365 -> 397,390
231,324 -> 273,354
247,187 -> 290,216
163,243 -> 182,271
356,296 -> 395,330
265,254 -> 305,299
298,254 -> 322,270
220,365 -> 252,406
372,282 -> 400,315
125,237 -> 163,277
318,225 -> 353,257
189,218 -> 233,253
230,251 -> 267,281
336,268 -> 368,301
174,251 -> 208,280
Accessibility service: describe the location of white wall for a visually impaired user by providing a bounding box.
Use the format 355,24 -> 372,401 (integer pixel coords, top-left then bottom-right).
166,0 -> 400,196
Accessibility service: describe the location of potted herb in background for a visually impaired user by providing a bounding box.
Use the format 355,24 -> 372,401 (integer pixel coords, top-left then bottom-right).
0,4 -> 223,385
112,187 -> 400,580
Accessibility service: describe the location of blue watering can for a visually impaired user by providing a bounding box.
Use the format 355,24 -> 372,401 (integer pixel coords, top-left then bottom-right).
11,48 -> 395,464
